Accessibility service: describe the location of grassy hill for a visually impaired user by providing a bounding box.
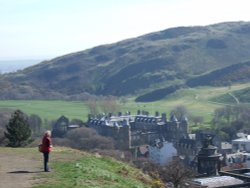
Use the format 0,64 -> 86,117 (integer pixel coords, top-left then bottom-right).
0,147 -> 153,188
1,21 -> 250,99
186,61 -> 250,87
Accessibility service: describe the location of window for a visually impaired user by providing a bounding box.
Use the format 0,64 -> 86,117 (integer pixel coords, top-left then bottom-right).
241,144 -> 246,151
233,143 -> 239,151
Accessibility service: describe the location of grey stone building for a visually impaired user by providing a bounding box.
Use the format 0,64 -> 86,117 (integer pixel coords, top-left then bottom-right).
87,111 -> 189,150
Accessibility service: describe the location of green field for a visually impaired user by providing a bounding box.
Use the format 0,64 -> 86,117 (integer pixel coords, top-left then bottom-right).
0,100 -> 89,121
0,83 -> 250,123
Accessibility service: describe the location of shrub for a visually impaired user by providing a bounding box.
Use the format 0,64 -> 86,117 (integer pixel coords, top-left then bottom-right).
55,127 -> 115,151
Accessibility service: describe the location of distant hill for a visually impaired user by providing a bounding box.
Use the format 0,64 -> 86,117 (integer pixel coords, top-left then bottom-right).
1,21 -> 250,100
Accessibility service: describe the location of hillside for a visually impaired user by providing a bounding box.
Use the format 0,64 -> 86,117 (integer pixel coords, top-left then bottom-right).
211,86 -> 250,104
186,61 -> 250,87
1,21 -> 250,99
0,147 -> 153,188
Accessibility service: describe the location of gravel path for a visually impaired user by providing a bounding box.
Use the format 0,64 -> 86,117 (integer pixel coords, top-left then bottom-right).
0,148 -> 44,188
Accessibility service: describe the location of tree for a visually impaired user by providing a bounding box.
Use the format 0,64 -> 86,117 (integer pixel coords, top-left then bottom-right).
171,105 -> 188,120
28,114 -> 42,136
0,128 -> 6,146
86,98 -> 99,115
65,127 -> 115,150
99,96 -> 120,114
4,110 -> 31,147
190,115 -> 204,126
160,158 -> 195,188
212,105 -> 250,141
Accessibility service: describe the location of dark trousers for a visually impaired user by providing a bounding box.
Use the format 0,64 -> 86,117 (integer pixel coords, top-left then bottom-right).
43,152 -> 49,171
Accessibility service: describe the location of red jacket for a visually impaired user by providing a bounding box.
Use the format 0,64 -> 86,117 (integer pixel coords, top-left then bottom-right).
42,136 -> 52,153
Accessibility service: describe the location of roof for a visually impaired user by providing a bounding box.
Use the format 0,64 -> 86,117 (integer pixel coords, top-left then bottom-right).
68,125 -> 80,128
232,138 -> 250,142
192,176 -> 244,188
221,142 -> 232,150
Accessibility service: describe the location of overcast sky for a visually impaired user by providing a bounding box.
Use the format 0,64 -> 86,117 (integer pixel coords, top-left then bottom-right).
1,0 -> 250,61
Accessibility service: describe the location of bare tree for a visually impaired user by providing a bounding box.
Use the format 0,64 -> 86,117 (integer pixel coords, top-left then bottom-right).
171,105 -> 188,120
99,96 -> 120,114
160,158 -> 195,188
119,97 -> 128,105
65,127 -> 115,150
0,110 -> 12,129
190,115 -> 204,126
28,114 -> 42,136
0,128 -> 6,146
86,98 -> 99,115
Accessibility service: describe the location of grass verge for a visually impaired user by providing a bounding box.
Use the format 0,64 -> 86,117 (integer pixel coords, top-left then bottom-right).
33,147 -> 152,188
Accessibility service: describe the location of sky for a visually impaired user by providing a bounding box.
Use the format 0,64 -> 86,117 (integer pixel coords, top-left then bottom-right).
1,0 -> 250,61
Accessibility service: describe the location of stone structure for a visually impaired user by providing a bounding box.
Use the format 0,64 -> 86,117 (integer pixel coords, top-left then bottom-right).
232,136 -> 250,152
87,111 -> 189,150
149,139 -> 177,165
197,134 -> 222,176
52,115 -> 69,137
52,115 -> 80,137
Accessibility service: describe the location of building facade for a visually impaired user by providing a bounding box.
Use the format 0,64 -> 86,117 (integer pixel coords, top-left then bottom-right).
87,111 -> 189,150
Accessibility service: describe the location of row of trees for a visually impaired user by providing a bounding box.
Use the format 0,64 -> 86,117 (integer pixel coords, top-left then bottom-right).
162,104 -> 250,142
212,104 -> 250,141
1,109 -> 117,149
86,95 -> 121,115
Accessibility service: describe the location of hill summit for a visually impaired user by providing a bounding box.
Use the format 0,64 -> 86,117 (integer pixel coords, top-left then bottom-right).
1,21 -> 250,100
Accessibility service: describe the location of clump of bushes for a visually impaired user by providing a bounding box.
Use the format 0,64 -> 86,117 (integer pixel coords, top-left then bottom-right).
53,127 -> 115,151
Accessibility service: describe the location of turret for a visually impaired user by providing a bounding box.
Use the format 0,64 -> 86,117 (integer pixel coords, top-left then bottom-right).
197,135 -> 222,176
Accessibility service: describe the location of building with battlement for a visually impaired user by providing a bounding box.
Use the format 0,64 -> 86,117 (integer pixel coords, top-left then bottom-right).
87,110 -> 189,150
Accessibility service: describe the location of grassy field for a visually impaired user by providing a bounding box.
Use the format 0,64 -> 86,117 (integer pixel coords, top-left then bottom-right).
0,100 -> 89,121
0,83 -> 250,123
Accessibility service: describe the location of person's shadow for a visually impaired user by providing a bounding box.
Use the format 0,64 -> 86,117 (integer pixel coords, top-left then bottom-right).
8,170 -> 43,174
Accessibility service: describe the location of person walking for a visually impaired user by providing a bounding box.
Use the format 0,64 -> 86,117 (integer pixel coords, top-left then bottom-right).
41,130 -> 52,172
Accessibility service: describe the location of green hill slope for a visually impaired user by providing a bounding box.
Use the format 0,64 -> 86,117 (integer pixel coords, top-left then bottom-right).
0,147 -> 153,188
186,61 -> 250,87
2,21 -> 250,99
211,86 -> 250,104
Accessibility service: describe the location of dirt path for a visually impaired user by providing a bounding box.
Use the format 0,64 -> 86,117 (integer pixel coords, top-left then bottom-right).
228,92 -> 240,104
0,148 -> 44,188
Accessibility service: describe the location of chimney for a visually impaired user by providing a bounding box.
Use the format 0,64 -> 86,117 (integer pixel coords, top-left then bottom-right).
161,113 -> 167,122
155,111 -> 159,117
137,110 -> 141,115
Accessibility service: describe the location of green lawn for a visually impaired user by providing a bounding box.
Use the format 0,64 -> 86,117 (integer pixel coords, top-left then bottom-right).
0,83 -> 250,123
0,100 -> 89,121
